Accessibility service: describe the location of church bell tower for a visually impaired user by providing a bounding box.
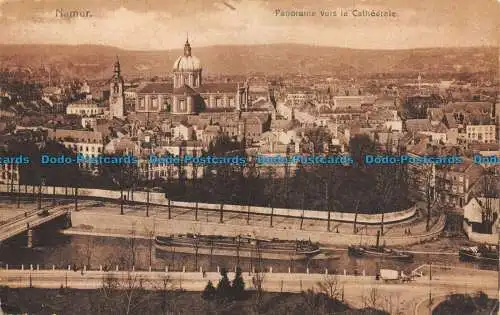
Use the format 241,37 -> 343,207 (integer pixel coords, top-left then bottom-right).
109,56 -> 125,118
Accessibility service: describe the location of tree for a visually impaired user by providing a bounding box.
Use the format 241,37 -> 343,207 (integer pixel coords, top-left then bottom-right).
101,154 -> 140,215
97,271 -> 157,315
363,287 -> 381,310
476,170 -> 499,233
216,268 -> 232,301
191,226 -> 201,270
202,280 -> 216,300
422,164 -> 437,231
264,166 -> 277,226
231,266 -> 245,300
317,274 -> 341,300
77,237 -> 94,269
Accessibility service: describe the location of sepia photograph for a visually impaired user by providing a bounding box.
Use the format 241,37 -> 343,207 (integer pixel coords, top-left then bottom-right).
0,0 -> 498,314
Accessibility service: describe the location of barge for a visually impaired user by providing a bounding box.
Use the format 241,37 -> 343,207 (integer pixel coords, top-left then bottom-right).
155,234 -> 320,260
458,245 -> 498,263
348,230 -> 413,261
348,245 -> 414,261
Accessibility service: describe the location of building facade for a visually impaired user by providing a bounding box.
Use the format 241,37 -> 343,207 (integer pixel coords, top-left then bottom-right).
135,38 -> 249,115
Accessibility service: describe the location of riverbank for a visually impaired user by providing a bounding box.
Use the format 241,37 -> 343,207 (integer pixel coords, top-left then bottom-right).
67,205 -> 446,247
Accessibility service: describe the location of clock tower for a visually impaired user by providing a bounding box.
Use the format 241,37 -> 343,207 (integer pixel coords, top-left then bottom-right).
109,56 -> 124,118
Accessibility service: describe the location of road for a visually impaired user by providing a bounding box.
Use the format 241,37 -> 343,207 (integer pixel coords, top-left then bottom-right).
0,193 -> 443,238
0,266 -> 497,314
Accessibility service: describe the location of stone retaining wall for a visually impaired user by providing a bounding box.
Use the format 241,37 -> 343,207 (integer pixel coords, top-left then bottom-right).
70,210 -> 446,246
1,184 -> 416,224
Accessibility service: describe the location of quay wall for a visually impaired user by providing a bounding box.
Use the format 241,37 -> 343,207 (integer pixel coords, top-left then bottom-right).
1,184 -> 416,225
69,210 -> 445,246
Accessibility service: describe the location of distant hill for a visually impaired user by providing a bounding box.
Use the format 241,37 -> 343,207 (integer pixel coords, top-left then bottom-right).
0,44 -> 496,80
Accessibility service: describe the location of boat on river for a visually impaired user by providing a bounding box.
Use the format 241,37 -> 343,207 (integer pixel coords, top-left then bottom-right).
155,234 -> 320,260
347,245 -> 414,261
348,230 -> 414,261
458,245 -> 498,263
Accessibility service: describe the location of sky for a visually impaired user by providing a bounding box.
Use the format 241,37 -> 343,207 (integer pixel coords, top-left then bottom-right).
0,0 -> 498,50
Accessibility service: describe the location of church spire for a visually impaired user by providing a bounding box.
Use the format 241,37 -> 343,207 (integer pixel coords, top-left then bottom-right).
184,34 -> 192,57
114,55 -> 121,77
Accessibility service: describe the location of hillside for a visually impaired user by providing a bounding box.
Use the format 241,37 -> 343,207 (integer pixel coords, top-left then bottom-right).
0,44 -> 496,79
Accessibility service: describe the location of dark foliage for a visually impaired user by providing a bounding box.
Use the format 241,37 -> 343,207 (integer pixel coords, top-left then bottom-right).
433,292 -> 495,315
216,268 -> 232,301
202,280 -> 216,301
231,267 -> 246,300
166,135 -> 410,214
6,139 -> 80,187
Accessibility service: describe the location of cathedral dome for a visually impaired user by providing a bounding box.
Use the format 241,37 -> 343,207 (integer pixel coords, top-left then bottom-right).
173,38 -> 202,71
173,55 -> 202,71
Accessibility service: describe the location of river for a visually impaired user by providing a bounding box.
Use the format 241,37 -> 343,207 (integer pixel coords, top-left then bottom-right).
0,232 -> 496,275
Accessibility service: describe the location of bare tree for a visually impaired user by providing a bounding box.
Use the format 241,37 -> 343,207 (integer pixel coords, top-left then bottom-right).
152,275 -> 173,314
317,274 -> 341,300
363,287 -> 380,309
423,164 -> 438,231
191,225 -> 201,271
300,288 -> 333,315
98,271 -> 157,315
375,169 -> 394,236
129,223 -> 137,269
477,170 -> 499,233
143,225 -> 154,269
352,199 -> 361,234
382,292 -> 401,314
300,190 -> 306,230
78,237 -> 95,270
251,261 -> 266,314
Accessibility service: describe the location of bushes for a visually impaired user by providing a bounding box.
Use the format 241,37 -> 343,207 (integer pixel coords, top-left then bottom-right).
201,281 -> 216,300
202,267 -> 246,302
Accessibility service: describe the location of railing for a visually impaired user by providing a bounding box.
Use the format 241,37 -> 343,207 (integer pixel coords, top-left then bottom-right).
0,202 -> 68,228
0,263 -> 374,277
